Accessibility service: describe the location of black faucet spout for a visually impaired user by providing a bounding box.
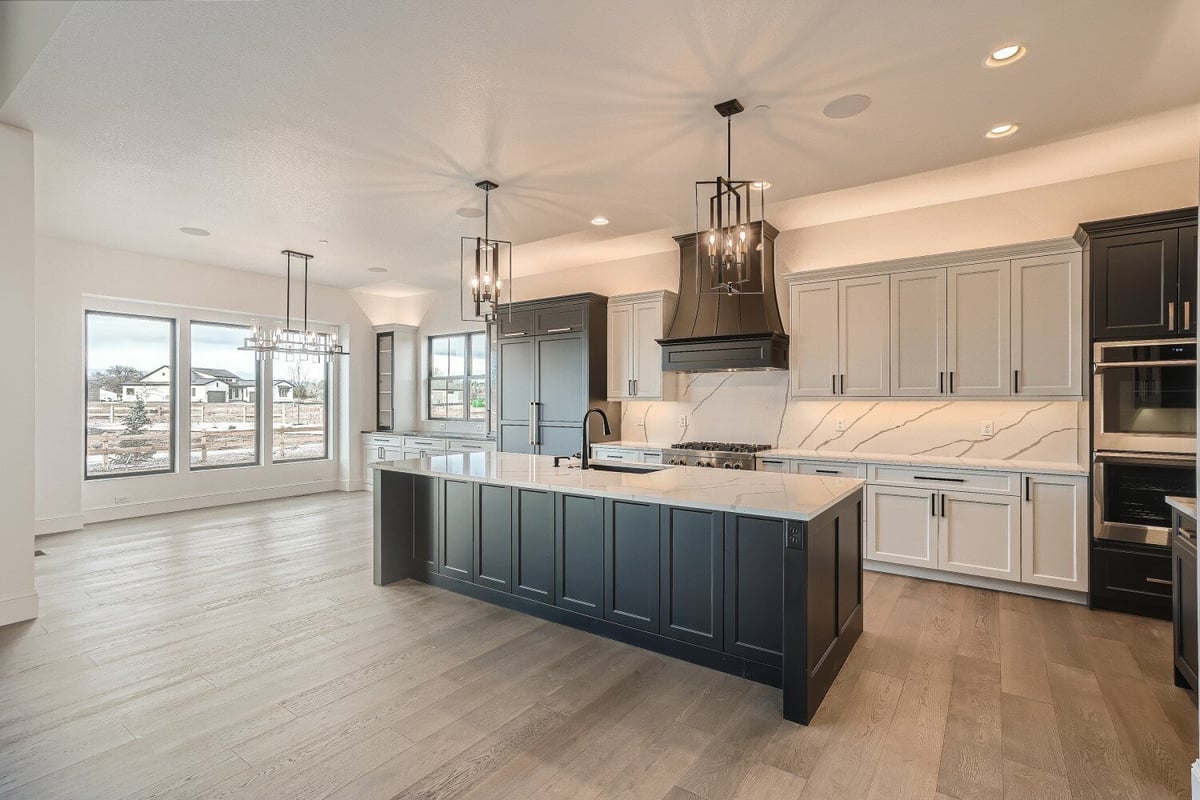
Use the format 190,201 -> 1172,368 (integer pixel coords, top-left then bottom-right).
581,408 -> 611,470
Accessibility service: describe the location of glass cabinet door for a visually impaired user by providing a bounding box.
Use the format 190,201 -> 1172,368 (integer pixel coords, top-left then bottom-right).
377,332 -> 394,430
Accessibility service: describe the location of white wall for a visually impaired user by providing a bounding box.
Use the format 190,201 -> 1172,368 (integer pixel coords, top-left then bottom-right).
0,123 -> 38,625
35,236 -> 377,531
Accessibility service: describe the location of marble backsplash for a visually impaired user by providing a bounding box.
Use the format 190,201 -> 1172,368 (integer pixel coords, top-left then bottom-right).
619,371 -> 1084,465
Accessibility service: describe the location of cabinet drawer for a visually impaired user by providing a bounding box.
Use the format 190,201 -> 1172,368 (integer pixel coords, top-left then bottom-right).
640,450 -> 664,464
447,439 -> 496,453
402,436 -> 446,450
792,460 -> 867,479
365,434 -> 403,446
536,304 -> 586,334
496,310 -> 535,338
1093,544 -> 1172,619
867,464 -> 1017,495
757,457 -> 792,473
592,446 -> 638,462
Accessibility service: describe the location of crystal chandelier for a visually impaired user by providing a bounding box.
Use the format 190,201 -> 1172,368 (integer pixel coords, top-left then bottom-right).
240,250 -> 348,361
460,180 -> 512,322
695,99 -> 766,295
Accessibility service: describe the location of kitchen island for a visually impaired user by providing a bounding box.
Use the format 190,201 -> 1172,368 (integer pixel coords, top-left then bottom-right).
372,452 -> 864,724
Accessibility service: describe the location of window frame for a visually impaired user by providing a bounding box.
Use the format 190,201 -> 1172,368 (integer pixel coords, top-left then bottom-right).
188,319 -> 264,471
271,358 -> 333,464
83,309 -> 178,481
427,331 -> 488,422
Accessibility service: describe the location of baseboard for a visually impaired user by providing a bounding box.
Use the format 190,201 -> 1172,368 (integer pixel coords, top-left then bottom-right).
82,480 -> 342,525
0,591 -> 39,627
865,560 -> 1088,605
35,514 -> 84,535
338,479 -> 371,493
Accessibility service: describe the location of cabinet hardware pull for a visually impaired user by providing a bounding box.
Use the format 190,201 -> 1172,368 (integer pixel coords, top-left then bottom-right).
502,331 -> 527,337
815,469 -> 839,475
546,326 -> 572,333
1013,369 -> 1019,394
939,371 -> 944,393
532,402 -> 541,447
914,475 -> 965,483
931,493 -> 936,516
949,371 -> 954,393
628,379 -> 633,396
1146,577 -> 1172,586
1168,301 -> 1176,331
831,375 -> 836,394
1025,476 -> 1031,502
633,378 -> 638,396
840,374 -> 845,394
528,403 -> 535,446
941,494 -> 946,517
1186,301 -> 1192,331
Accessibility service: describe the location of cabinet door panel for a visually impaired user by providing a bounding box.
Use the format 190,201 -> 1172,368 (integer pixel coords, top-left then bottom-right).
538,425 -> 581,458
607,304 -> 634,400
939,491 -> 1019,581
1180,225 -> 1197,336
512,488 -> 554,603
724,514 -> 784,667
475,483 -> 512,592
439,479 -> 474,580
1092,229 -> 1179,339
497,338 -> 533,424
536,335 -> 586,425
604,500 -> 660,631
947,260 -> 1010,395
1020,474 -> 1087,591
633,301 -> 665,399
556,493 -> 605,617
412,475 -> 439,572
838,276 -> 890,396
535,304 -> 586,334
1011,254 -> 1082,396
866,485 -> 937,568
498,422 -> 532,454
659,507 -> 723,648
789,281 -> 839,397
890,269 -> 946,396
496,310 -> 534,338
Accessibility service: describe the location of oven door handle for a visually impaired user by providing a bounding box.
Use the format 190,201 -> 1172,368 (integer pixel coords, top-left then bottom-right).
1095,360 -> 1198,369
1093,450 -> 1197,465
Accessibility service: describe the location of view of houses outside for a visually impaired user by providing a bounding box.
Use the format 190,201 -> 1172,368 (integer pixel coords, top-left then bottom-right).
86,312 -> 329,477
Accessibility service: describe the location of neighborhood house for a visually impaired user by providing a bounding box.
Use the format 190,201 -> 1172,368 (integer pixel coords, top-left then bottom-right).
118,366 -> 295,403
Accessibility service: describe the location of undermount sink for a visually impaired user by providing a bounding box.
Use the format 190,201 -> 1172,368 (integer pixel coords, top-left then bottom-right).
584,462 -> 670,474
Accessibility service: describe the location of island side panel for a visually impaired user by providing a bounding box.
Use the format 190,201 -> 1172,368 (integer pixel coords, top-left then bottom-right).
373,469 -> 413,585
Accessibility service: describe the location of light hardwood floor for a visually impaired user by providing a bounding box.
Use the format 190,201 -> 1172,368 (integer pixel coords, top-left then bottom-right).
1,491 -> 1195,799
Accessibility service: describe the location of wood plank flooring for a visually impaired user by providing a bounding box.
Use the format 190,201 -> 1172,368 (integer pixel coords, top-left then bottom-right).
1,491 -> 1195,799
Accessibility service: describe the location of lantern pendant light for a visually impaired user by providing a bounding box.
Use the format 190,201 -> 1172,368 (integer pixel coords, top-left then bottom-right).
461,180 -> 513,322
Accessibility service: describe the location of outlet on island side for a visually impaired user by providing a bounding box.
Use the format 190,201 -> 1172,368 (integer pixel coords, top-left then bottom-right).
981,420 -> 994,437
834,418 -> 846,432
114,496 -> 129,505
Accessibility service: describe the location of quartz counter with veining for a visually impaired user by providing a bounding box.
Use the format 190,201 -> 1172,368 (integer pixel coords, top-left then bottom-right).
372,451 -> 863,522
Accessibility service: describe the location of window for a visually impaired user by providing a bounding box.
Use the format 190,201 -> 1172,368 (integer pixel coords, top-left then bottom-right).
85,311 -> 176,478
190,322 -> 260,469
428,332 -> 487,421
273,359 -> 329,462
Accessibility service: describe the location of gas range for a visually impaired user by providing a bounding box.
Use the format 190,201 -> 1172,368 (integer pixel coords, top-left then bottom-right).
663,441 -> 773,470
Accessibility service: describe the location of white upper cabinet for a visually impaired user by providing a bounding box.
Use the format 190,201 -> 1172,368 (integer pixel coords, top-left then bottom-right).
839,275 -> 890,396
606,292 -> 677,401
947,261 -> 1011,396
1011,253 -> 1083,396
890,269 -> 946,397
789,280 -> 840,397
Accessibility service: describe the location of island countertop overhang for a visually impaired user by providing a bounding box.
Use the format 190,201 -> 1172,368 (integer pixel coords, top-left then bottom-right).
372,451 -> 863,522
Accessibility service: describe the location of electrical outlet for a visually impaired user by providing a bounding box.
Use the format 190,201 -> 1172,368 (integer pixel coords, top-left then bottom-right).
981,420 -> 994,437
438,422 -> 446,430
834,418 -> 845,432
113,496 -> 129,505
312,475 -> 323,482
678,415 -> 687,427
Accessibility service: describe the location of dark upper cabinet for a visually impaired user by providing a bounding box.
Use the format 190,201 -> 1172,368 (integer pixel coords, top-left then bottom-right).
512,487 -> 555,603
475,483 -> 512,592
555,493 -> 605,618
412,475 -> 439,573
494,294 -> 618,454
1080,208 -> 1198,340
440,479 -> 474,581
604,499 -> 660,632
659,506 -> 724,648
724,513 -> 785,667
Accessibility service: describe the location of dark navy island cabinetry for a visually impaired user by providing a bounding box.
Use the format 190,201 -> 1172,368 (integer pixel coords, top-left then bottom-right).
372,453 -> 863,724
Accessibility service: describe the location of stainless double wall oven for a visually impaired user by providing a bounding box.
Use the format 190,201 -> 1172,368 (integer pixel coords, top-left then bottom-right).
1093,339 -> 1197,546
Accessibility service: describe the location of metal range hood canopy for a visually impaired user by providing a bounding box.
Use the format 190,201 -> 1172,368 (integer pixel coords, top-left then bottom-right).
657,220 -> 788,372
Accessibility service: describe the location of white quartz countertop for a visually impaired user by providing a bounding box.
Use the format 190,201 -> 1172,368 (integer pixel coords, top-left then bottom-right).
373,452 -> 863,522
1167,496 -> 1197,520
758,448 -> 1088,476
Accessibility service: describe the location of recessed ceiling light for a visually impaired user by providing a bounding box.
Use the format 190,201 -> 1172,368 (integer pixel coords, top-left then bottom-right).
456,207 -> 485,218
750,181 -> 772,190
985,122 -> 1020,138
179,226 -> 210,237
753,104 -> 770,112
367,267 -> 387,273
318,239 -> 329,245
822,94 -> 872,119
985,44 -> 1027,67
590,216 -> 610,226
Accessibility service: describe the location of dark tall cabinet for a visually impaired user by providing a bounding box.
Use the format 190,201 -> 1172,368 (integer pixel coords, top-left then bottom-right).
1078,207 -> 1199,340
494,293 -> 619,455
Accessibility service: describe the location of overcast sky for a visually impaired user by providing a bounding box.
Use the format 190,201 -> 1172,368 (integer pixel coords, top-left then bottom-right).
87,314 -> 255,379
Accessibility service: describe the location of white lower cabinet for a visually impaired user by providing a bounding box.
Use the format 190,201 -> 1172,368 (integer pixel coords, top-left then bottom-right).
938,490 -> 1020,581
867,485 -> 938,568
1020,473 -> 1088,591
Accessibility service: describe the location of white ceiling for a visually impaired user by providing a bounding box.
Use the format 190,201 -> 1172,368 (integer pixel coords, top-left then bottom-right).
3,0 -> 1198,293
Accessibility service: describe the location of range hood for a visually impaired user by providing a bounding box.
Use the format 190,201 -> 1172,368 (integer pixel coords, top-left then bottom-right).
658,220 -> 788,372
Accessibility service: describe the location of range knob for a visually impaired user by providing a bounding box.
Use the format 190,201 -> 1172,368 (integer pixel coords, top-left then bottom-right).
722,462 -> 734,469
731,462 -> 743,470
